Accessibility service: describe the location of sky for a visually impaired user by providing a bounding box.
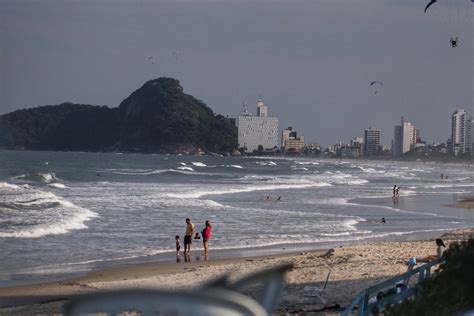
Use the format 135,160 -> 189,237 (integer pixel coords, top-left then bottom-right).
1,0 -> 473,146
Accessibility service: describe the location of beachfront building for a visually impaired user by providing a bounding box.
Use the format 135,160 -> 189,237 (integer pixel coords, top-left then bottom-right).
237,99 -> 279,152
281,127 -> 305,153
469,117 -> 474,153
392,117 -> 416,157
363,127 -> 380,157
450,109 -> 468,155
339,137 -> 363,158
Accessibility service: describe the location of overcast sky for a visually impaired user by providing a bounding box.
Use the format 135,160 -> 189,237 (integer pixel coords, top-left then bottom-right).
1,0 -> 472,145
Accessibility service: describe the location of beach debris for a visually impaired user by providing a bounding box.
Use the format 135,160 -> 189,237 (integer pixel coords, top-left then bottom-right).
321,248 -> 335,258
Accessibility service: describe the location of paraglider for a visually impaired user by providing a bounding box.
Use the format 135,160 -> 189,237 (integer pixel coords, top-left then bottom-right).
450,37 -> 458,47
424,0 -> 437,13
370,81 -> 384,94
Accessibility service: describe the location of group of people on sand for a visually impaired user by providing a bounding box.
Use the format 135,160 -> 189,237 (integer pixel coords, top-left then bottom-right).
175,218 -> 212,261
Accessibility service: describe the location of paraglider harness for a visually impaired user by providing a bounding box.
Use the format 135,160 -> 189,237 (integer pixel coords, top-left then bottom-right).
450,37 -> 458,48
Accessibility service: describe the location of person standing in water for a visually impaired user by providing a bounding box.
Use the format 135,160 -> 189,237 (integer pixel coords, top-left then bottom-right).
202,220 -> 212,260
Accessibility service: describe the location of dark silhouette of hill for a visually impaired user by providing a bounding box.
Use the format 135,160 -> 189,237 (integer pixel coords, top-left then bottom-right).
0,78 -> 237,153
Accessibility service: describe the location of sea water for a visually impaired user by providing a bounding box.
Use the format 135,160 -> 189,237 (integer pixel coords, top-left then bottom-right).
1,150 -> 473,285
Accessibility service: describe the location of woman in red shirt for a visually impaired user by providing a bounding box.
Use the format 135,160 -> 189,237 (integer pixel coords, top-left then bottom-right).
202,220 -> 212,258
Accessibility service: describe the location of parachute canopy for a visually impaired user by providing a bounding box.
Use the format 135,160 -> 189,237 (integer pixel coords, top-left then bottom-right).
370,81 -> 384,87
424,0 -> 437,13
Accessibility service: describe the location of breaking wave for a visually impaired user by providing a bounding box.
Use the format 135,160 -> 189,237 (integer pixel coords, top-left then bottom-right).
0,183 -> 97,238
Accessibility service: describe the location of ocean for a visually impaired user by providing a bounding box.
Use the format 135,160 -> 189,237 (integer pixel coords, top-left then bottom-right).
1,150 -> 474,286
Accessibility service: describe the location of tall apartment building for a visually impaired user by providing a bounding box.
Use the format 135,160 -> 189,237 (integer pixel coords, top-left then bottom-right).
237,99 -> 279,152
363,127 -> 380,156
281,127 -> 305,153
392,117 -> 416,157
450,109 -> 469,155
468,117 -> 474,153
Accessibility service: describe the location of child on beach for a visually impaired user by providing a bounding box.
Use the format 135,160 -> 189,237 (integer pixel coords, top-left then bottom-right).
175,235 -> 181,255
194,233 -> 201,240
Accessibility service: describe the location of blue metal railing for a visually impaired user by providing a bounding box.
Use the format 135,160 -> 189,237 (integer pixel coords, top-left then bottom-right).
341,258 -> 442,316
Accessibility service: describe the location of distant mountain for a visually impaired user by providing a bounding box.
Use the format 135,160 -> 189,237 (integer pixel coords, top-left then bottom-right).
0,78 -> 237,153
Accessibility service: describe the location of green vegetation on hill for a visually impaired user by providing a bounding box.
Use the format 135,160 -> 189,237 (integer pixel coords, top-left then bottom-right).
0,78 -> 237,153
385,238 -> 474,316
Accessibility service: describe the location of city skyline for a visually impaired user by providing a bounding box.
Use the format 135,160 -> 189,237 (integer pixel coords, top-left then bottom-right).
1,0 -> 472,146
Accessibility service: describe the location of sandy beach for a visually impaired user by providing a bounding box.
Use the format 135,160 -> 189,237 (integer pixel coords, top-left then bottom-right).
1,228 -> 473,315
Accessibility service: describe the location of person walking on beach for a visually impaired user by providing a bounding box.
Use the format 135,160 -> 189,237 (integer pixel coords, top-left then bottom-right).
202,220 -> 212,260
392,185 -> 397,198
184,218 -> 194,255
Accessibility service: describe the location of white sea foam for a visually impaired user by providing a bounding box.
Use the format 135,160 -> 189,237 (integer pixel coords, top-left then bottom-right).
225,165 -> 243,169
166,180 -> 332,199
15,172 -> 59,184
256,161 -> 277,166
47,183 -> 67,189
0,182 -> 22,190
191,162 -> 207,167
295,161 -> 319,165
291,166 -> 309,171
177,166 -> 194,171
424,183 -> 474,189
0,186 -> 98,239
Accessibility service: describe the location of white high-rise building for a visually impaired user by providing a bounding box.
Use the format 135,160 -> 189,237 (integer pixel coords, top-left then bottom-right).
450,109 -> 468,155
393,117 -> 416,157
237,99 -> 279,152
256,99 -> 268,117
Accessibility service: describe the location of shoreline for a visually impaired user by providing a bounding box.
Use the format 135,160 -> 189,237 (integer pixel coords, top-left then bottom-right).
1,228 -> 473,315
1,225 -> 462,289
3,192 -> 473,288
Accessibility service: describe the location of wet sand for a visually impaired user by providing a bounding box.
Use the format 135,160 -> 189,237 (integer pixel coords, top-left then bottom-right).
446,197 -> 474,209
1,228 -> 472,315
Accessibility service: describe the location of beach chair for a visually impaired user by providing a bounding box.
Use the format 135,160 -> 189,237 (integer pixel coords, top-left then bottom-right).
302,271 -> 331,304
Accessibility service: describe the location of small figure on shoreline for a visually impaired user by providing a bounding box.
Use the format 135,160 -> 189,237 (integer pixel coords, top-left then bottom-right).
277,196 -> 281,201
266,196 -> 270,201
381,217 -> 386,224
175,235 -> 180,256
194,232 -> 201,240
392,185 -> 397,198
396,186 -> 400,197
